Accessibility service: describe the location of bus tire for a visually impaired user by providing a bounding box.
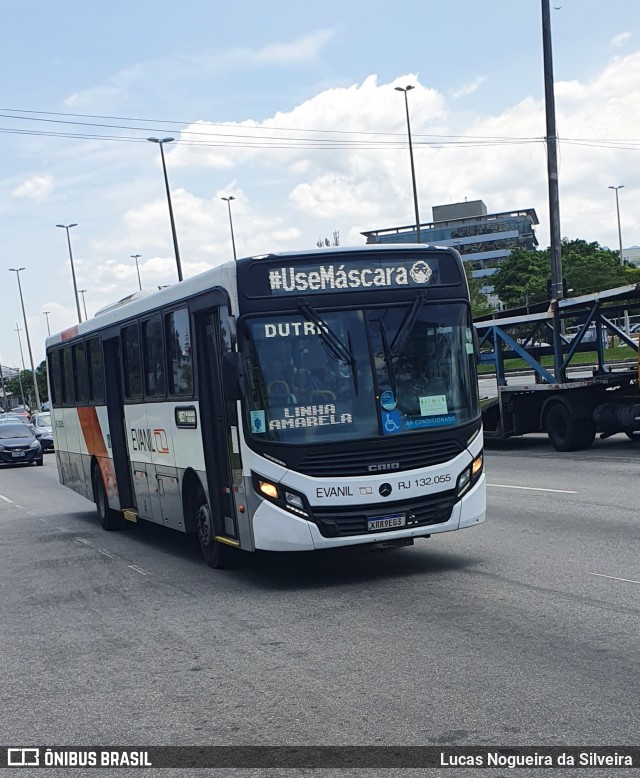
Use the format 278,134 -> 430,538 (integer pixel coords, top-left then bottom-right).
625,431 -> 640,441
92,465 -> 123,531
194,488 -> 236,570
546,403 -> 595,451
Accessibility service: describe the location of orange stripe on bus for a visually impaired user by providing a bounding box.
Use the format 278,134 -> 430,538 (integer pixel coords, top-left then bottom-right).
61,326 -> 79,342
77,406 -> 118,498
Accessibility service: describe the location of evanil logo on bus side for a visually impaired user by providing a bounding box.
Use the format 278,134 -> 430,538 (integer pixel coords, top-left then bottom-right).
268,261 -> 433,293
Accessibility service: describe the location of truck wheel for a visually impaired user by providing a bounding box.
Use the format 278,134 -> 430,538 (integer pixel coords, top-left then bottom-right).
92,465 -> 123,531
194,488 -> 237,569
546,403 -> 595,451
625,431 -> 640,442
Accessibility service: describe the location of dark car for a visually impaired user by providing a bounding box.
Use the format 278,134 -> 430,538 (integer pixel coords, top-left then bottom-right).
0,423 -> 43,466
30,412 -> 54,452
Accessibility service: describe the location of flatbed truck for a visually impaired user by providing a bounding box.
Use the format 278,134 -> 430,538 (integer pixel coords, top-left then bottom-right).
475,284 -> 640,451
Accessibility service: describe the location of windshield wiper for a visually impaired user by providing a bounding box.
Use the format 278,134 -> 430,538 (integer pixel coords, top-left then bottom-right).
298,300 -> 358,393
379,318 -> 397,397
390,292 -> 427,357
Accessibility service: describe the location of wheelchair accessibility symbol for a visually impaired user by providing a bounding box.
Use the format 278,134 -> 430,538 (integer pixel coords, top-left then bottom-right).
381,411 -> 402,435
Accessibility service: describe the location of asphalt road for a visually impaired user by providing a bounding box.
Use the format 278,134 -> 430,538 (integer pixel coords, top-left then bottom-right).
1,437 -> 639,776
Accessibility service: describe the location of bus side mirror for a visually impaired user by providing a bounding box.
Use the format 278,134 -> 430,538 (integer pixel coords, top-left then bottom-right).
222,352 -> 244,401
473,328 -> 481,364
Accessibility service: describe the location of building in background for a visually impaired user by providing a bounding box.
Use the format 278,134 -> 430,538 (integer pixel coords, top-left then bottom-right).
362,199 -> 539,305
622,246 -> 640,266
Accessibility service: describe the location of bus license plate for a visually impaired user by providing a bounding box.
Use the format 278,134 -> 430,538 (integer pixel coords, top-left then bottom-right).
367,514 -> 406,532
12,451 -> 26,458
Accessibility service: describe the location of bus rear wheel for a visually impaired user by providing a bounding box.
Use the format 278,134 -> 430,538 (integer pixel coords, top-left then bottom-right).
195,489 -> 236,570
92,466 -> 123,531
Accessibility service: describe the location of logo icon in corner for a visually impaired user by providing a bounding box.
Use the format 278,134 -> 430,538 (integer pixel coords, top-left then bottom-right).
379,483 -> 392,497
410,260 -> 432,284
7,749 -> 40,767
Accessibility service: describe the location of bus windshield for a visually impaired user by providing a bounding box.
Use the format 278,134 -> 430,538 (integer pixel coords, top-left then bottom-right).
241,302 -> 479,444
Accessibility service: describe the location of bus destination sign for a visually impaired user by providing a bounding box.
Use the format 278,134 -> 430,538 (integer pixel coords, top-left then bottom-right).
266,257 -> 445,296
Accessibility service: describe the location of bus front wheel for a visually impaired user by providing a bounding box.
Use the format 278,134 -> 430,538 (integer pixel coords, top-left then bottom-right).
195,490 -> 236,570
92,466 -> 123,531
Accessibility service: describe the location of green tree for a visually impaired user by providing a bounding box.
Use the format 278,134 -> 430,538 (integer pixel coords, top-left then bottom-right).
562,239 -> 627,295
490,247 -> 549,309
463,262 -> 492,318
36,360 -> 48,404
4,370 -> 32,407
491,239 -> 635,309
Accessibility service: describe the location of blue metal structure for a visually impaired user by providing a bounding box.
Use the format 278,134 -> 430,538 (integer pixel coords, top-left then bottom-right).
474,284 -> 640,449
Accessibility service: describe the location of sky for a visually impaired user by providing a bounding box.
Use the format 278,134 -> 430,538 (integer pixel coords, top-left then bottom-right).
1,0 -> 640,368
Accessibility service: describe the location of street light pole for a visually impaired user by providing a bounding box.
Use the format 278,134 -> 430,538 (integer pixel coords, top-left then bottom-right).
541,0 -> 565,381
79,289 -> 89,320
608,185 -> 625,265
0,358 -> 7,412
131,254 -> 143,290
609,184 -> 630,334
9,269 -> 41,410
43,311 -> 51,336
147,137 -> 183,282
395,85 -> 422,242
14,324 -> 27,406
221,196 -> 237,260
56,223 -> 82,323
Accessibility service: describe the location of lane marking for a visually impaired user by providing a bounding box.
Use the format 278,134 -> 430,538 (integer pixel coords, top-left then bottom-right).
587,573 -> 640,586
488,483 -> 577,494
75,537 -> 92,546
128,564 -> 149,576
98,549 -> 117,560
0,494 -> 13,503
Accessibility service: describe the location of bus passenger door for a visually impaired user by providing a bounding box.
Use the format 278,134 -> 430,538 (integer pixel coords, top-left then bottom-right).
103,336 -> 135,512
193,308 -> 239,542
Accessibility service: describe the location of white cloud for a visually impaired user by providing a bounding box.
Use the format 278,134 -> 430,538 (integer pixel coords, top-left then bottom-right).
21,50 -> 640,341
611,32 -> 631,47
62,30 -> 337,111
12,174 -> 54,201
452,75 -> 487,99
64,86 -> 126,108
252,30 -> 336,65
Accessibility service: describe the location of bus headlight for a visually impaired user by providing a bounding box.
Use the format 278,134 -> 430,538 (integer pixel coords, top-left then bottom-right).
457,452 -> 483,498
252,473 -> 309,518
258,479 -> 279,500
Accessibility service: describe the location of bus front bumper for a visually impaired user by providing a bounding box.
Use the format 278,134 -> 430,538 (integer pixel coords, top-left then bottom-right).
252,474 -> 486,551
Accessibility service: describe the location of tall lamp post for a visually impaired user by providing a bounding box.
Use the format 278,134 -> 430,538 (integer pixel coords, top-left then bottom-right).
43,311 -> 51,336
609,184 -> 630,334
608,185 -> 625,265
221,196 -> 237,260
131,254 -> 143,290
147,137 -> 183,282
56,223 -> 82,323
0,358 -> 7,411
395,84 -> 422,242
9,269 -> 41,410
79,289 -> 89,321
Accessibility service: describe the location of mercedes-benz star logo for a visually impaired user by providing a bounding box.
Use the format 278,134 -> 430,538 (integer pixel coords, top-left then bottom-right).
379,483 -> 392,497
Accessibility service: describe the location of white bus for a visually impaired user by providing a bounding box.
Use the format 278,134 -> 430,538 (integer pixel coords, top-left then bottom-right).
46,245 -> 485,568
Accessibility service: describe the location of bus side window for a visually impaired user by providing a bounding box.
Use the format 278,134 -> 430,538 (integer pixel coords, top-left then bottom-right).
48,350 -> 62,406
62,346 -> 74,405
87,338 -> 105,404
121,324 -> 142,400
73,342 -> 88,403
142,316 -> 165,399
165,308 -> 192,396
